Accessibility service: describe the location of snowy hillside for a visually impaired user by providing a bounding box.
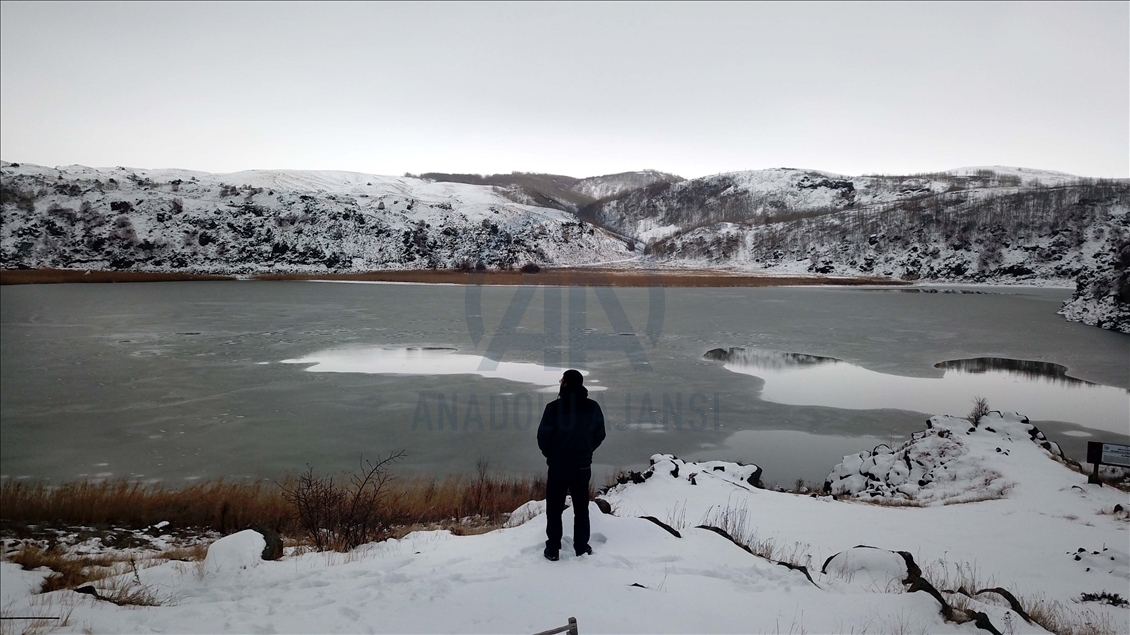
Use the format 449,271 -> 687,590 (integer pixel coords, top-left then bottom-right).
634,170 -> 1130,331
570,169 -> 683,201
3,161 -> 1126,331
0,163 -> 632,273
588,167 -> 1104,241
2,411 -> 1127,633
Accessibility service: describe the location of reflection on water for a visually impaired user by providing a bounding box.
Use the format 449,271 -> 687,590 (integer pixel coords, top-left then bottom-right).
934,358 -> 1091,386
702,348 -> 839,370
706,348 -> 1129,435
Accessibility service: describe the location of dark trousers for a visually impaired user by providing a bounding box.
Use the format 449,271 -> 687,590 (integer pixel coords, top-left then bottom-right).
545,463 -> 590,553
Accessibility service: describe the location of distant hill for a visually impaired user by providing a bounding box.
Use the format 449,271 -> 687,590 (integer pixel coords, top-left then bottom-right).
570,170 -> 683,201
418,169 -> 683,213
2,161 -> 1126,331
0,163 -> 632,274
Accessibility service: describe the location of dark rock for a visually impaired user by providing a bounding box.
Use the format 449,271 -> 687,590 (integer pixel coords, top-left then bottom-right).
250,525 -> 283,561
775,559 -> 818,586
593,498 -> 613,515
975,587 -> 1034,624
640,516 -> 681,538
747,466 -> 764,489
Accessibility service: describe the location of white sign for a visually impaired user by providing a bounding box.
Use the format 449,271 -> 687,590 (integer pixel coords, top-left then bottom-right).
1101,443 -> 1130,468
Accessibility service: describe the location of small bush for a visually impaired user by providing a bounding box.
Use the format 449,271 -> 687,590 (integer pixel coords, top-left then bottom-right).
280,452 -> 404,551
1079,592 -> 1128,607
520,263 -> 541,273
968,396 -> 990,426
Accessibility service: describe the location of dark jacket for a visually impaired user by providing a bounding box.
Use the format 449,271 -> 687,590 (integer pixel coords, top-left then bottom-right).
537,385 -> 606,467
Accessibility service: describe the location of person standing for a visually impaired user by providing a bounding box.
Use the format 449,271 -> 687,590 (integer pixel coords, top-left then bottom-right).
537,369 -> 606,561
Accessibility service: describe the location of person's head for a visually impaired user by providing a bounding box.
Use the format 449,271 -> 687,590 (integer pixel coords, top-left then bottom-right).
560,369 -> 584,390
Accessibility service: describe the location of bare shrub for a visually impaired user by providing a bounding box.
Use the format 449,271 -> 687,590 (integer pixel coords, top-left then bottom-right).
968,396 -> 990,426
280,452 -> 404,551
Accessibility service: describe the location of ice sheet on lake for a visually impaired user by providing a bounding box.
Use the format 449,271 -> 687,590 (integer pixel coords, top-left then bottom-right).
707,348 -> 1129,435
281,346 -> 604,391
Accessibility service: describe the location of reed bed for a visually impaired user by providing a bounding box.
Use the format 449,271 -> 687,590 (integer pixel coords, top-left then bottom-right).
1,470 -> 548,536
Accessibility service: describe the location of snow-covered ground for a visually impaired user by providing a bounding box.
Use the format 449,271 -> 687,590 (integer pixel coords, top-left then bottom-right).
3,412 -> 1126,634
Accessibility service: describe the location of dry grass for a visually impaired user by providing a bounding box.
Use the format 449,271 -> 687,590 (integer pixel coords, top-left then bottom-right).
924,559 -> 1120,635
0,269 -> 234,285
0,594 -> 74,635
1,479 -> 291,534
1046,454 -> 1130,492
697,502 -> 813,569
90,563 -> 166,607
1023,595 -> 1117,635
1,468 -> 548,542
5,544 -> 127,593
388,471 -> 547,527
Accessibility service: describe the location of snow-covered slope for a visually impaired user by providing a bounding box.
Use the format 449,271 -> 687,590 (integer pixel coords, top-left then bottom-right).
637,170 -> 1130,331
946,166 -> 1080,187
569,169 -> 683,201
1058,224 -> 1130,332
2,411 -> 1126,633
0,162 -> 632,273
589,167 -> 956,239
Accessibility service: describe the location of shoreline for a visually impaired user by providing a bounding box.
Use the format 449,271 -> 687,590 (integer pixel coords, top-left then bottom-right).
0,268 -> 909,287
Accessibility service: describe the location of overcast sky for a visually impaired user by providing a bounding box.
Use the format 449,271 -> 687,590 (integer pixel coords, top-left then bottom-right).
1,2 -> 1126,179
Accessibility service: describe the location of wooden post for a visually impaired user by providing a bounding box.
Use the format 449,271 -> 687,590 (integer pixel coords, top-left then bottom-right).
567,616 -> 579,635
1086,441 -> 1103,486
1089,461 -> 1102,486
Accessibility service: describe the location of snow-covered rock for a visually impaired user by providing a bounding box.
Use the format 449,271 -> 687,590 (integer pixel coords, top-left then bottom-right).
503,500 -> 546,528
824,411 -> 1061,503
202,529 -> 267,575
1058,216 -> 1130,333
821,546 -> 910,590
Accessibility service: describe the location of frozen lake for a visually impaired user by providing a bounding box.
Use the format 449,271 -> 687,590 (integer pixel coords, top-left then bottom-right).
1,281 -> 1127,486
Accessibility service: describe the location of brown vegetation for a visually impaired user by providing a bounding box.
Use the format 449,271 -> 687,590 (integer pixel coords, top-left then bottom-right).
1,267 -> 907,287
1,468 -> 547,539
0,269 -> 234,284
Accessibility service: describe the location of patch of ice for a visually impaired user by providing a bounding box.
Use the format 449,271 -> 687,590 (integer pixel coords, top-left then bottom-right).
709,349 -> 1128,435
281,347 -> 605,390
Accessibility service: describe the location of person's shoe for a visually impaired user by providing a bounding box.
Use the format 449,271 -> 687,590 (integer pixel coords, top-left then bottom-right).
575,544 -> 593,557
543,547 -> 559,561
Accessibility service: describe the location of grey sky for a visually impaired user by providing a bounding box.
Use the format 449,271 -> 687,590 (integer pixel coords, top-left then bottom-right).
1,2 -> 1126,178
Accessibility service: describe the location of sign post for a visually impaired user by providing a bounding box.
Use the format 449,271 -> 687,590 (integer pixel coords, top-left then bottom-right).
1085,441 -> 1130,486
